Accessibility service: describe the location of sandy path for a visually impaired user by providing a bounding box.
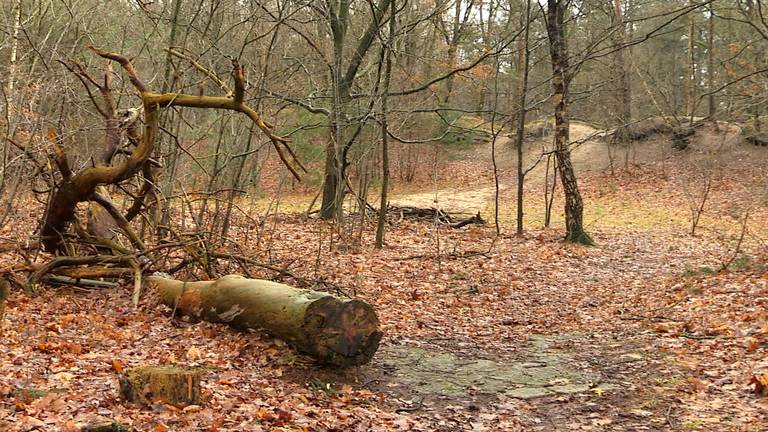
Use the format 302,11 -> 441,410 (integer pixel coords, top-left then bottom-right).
391,123 -> 603,213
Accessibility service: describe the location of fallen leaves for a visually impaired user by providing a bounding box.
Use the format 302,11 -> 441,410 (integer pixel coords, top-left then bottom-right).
111,359 -> 125,374
2,139 -> 768,430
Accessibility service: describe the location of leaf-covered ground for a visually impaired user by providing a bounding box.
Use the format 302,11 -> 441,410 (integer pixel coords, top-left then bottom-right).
1,127 -> 767,431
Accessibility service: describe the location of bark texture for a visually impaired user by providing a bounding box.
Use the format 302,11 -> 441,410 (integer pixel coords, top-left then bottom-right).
149,275 -> 382,367
546,0 -> 594,245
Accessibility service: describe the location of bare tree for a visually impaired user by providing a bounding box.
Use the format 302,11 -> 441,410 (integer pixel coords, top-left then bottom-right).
39,47 -> 300,263
514,0 -> 532,235
376,0 -> 398,248
545,0 -> 593,245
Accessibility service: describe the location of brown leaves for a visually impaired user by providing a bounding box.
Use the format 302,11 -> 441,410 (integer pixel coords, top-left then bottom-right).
650,322 -> 678,335
3,137 -> 768,430
255,407 -> 293,427
35,339 -> 83,355
110,359 -> 125,374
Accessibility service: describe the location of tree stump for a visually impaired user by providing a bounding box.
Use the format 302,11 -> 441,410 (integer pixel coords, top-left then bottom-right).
118,366 -> 201,406
147,274 -> 382,367
80,421 -> 131,432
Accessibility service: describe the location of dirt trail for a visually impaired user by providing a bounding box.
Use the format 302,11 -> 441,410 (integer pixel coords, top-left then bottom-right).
389,184 -> 502,215
391,121 -> 745,215
391,123 -> 603,213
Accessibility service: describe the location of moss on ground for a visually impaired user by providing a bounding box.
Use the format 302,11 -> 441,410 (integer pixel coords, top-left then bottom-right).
379,335 -> 613,399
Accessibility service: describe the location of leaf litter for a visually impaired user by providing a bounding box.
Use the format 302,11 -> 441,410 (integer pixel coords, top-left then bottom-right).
1,131 -> 767,430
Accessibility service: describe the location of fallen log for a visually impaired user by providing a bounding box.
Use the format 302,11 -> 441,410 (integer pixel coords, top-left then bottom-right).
746,134 -> 768,146
52,266 -> 134,279
390,205 -> 453,223
147,275 -> 382,367
449,212 -> 485,228
388,205 -> 485,228
619,117 -> 672,141
671,126 -> 696,150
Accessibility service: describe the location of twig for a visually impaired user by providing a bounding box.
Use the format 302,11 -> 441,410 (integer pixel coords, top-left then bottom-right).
211,252 -> 352,297
395,396 -> 425,413
26,254 -> 140,293
41,275 -> 118,289
720,210 -> 750,272
666,405 -> 675,429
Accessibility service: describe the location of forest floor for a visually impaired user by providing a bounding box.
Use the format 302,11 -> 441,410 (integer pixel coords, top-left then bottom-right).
1,124 -> 768,431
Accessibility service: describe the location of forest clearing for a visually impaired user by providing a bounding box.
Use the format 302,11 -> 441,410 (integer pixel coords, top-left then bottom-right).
1,0 -> 768,431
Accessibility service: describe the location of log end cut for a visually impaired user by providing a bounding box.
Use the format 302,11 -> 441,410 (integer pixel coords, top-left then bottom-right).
118,366 -> 201,406
305,298 -> 383,367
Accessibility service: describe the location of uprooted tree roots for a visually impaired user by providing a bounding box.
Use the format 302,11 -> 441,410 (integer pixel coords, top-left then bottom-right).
2,47 -> 482,308
2,46 -> 304,304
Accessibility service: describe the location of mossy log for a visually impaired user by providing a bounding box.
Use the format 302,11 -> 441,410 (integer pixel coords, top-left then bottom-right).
147,275 -> 382,367
118,366 -> 200,406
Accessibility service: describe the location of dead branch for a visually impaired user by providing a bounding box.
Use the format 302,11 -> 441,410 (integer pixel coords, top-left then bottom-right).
26,254 -> 140,292
164,48 -> 232,95
387,205 -> 485,228
42,275 -> 119,289
39,46 -> 304,253
91,192 -> 147,253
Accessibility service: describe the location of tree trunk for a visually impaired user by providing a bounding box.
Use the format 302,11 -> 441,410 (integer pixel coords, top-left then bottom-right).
612,0 -> 633,166
148,275 -> 382,367
320,136 -> 341,220
687,4 -> 696,120
376,0 -> 397,248
546,0 -> 593,245
320,5 -> 349,222
514,0 -> 531,236
2,0 -> 22,190
319,0 -> 392,221
6,0 -> 21,99
443,0 -> 463,104
157,0 -> 185,237
707,2 -> 716,119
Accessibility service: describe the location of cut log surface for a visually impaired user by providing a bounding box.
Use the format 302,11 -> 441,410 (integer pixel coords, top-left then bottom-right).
148,275 -> 382,367
118,366 -> 201,406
